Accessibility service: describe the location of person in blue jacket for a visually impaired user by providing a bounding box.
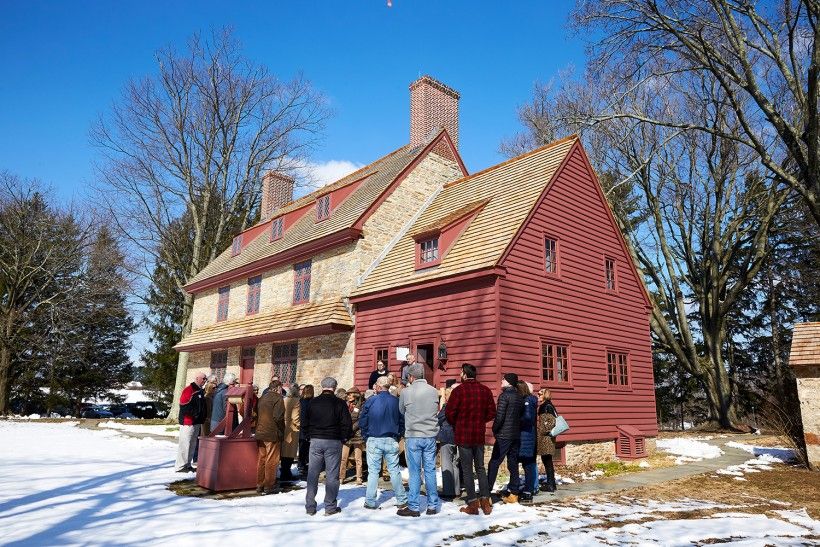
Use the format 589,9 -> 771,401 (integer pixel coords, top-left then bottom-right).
359,376 -> 408,510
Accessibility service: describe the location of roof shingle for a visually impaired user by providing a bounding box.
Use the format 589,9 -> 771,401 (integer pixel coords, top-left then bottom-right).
352,136 -> 578,297
789,322 -> 820,367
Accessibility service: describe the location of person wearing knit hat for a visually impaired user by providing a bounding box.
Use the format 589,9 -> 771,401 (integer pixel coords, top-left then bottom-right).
486,372 -> 525,504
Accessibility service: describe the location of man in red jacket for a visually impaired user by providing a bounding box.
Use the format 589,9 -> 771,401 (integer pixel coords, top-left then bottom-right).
445,363 -> 496,516
175,372 -> 207,472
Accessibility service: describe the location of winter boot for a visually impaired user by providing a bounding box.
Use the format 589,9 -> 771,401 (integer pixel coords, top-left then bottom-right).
479,497 -> 493,515
501,491 -> 519,504
459,499 -> 480,515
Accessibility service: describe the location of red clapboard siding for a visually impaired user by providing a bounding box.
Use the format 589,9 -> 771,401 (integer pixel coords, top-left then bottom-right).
354,276 -> 500,391
498,144 -> 657,442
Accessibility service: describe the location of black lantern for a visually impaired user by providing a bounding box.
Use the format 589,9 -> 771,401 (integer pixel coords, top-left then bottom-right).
438,339 -> 448,362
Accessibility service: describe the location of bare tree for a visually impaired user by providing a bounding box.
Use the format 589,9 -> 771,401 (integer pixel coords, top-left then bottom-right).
572,0 -> 820,227
92,29 -> 330,418
0,172 -> 89,413
505,72 -> 788,427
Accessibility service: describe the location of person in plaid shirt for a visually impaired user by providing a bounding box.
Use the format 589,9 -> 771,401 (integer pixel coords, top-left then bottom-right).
445,363 -> 496,515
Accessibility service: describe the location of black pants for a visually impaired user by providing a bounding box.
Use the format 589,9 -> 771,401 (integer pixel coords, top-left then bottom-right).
487,438 -> 520,494
458,445 -> 490,502
541,454 -> 556,488
298,439 -> 310,474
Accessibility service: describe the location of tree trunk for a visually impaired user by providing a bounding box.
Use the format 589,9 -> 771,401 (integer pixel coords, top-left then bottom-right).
0,310 -> 16,414
168,291 -> 194,421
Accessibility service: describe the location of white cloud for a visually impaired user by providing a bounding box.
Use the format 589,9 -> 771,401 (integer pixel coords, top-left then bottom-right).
295,159 -> 364,198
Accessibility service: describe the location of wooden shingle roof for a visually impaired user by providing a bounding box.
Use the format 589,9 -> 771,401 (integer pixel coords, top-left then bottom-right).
175,300 -> 354,352
186,142 -> 429,288
789,322 -> 820,367
352,136 -> 578,297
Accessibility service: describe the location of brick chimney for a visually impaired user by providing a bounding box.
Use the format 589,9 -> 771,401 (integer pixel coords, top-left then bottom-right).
410,76 -> 460,149
260,172 -> 294,221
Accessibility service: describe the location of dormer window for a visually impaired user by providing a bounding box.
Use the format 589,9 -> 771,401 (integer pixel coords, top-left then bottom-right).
316,195 -> 330,221
231,235 -> 242,257
270,217 -> 284,241
418,236 -> 440,267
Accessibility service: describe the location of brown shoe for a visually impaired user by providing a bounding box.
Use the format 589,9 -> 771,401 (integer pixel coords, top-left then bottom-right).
459,499 -> 480,515
479,497 -> 493,515
501,492 -> 518,504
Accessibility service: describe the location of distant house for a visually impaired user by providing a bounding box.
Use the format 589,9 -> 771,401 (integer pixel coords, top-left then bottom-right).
175,77 -> 657,463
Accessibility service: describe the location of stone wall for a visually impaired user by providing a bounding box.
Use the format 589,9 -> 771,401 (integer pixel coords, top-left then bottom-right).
187,153 -> 461,333
794,367 -> 820,469
563,439 -> 617,467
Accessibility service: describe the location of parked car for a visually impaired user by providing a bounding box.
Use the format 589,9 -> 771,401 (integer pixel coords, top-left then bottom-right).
81,405 -> 114,419
126,401 -> 166,419
108,404 -> 138,420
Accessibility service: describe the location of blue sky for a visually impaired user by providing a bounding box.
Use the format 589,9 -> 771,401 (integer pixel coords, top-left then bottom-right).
0,1 -> 585,361
0,1 -> 585,201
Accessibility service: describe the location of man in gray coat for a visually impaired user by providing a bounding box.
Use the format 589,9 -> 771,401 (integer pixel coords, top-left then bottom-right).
398,363 -> 441,516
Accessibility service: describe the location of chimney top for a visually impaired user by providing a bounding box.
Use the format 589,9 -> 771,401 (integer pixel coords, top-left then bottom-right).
409,75 -> 460,150
261,172 -> 295,221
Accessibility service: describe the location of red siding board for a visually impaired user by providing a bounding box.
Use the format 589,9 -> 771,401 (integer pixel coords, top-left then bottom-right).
353,143 -> 657,447
498,146 -> 657,439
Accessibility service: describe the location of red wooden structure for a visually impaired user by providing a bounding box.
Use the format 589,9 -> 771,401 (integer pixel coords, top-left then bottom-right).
196,384 -> 258,491
351,139 -> 658,449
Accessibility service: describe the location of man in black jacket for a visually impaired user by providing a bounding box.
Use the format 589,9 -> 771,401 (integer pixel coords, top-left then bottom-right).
486,373 -> 524,503
304,376 -> 353,516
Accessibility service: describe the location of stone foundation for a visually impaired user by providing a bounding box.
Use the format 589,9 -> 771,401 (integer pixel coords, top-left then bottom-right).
794,368 -> 820,469
563,440 -> 617,467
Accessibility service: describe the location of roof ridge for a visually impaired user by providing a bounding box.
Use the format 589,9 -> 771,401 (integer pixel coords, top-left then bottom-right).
269,144 -> 413,216
443,134 -> 578,189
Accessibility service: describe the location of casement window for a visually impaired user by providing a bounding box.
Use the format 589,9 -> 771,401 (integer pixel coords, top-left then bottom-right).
216,286 -> 230,322
544,237 -> 558,274
246,275 -> 262,315
607,351 -> 629,387
419,237 -> 439,264
292,260 -> 312,304
375,347 -> 389,367
270,217 -> 284,241
605,257 -> 617,291
210,350 -> 228,383
273,342 -> 298,386
542,342 -> 570,384
231,235 -> 243,257
316,195 -> 330,221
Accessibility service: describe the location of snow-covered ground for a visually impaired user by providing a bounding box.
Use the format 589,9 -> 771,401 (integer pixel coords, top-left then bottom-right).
657,438 -> 724,464
2,421 -> 818,546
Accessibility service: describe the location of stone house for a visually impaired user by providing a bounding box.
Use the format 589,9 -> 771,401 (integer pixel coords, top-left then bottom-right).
175,77 -> 658,464
789,322 -> 820,469
175,76 -> 467,389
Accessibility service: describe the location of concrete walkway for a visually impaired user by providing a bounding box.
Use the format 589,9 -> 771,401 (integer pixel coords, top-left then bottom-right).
525,435 -> 758,504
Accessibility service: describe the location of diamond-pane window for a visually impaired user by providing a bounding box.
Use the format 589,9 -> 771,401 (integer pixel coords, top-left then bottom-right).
316,195 -> 330,221
273,342 -> 298,386
293,260 -> 311,304
216,286 -> 230,322
605,257 -> 616,291
270,217 -> 284,241
246,275 -> 262,315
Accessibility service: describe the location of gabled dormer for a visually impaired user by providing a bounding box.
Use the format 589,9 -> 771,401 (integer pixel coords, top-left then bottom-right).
412,199 -> 489,270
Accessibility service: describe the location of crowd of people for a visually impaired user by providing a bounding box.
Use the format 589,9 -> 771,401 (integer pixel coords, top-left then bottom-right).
175,359 -> 561,517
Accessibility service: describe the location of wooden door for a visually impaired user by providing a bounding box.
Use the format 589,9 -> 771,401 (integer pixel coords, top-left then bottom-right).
240,347 -> 256,385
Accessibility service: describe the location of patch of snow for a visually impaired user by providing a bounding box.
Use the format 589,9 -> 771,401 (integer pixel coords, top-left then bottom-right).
725,441 -> 796,462
716,452 -> 787,478
657,438 -> 723,464
98,421 -> 179,438
638,460 -> 651,468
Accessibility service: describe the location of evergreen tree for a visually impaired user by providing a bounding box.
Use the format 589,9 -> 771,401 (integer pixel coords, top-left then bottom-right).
53,227 -> 134,412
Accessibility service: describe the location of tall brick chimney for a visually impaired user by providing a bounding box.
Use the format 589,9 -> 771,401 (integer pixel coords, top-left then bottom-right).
260,172 -> 294,221
410,75 -> 460,149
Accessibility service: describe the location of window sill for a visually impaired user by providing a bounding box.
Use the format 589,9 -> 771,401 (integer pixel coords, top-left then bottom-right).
607,384 -> 632,392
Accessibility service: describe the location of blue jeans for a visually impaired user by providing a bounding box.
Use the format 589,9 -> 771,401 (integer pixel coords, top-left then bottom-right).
365,437 -> 407,507
405,437 -> 440,512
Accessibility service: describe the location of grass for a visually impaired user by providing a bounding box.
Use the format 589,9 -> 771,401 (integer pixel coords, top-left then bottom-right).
593,460 -> 641,477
